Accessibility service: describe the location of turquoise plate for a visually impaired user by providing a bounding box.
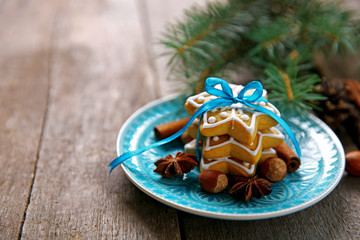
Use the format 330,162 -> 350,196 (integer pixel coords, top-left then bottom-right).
116,95 -> 345,220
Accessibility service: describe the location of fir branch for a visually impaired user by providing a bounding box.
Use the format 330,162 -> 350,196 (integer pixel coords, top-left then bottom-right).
160,0 -> 267,89
262,59 -> 327,110
293,0 -> 360,54
246,1 -> 360,70
159,0 -> 359,110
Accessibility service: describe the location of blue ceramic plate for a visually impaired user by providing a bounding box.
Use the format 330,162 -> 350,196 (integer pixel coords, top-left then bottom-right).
116,95 -> 345,220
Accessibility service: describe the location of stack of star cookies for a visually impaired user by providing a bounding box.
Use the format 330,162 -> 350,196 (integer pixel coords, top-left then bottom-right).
184,83 -> 285,178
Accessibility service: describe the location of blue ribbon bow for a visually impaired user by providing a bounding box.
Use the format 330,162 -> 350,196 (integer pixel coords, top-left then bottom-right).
109,77 -> 301,173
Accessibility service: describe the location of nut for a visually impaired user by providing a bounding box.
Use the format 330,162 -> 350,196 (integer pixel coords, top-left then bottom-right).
260,157 -> 287,182
345,151 -> 360,177
198,170 -> 228,193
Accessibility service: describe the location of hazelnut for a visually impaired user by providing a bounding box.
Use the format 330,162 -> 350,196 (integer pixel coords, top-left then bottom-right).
260,157 -> 287,182
198,170 -> 228,193
345,151 -> 360,177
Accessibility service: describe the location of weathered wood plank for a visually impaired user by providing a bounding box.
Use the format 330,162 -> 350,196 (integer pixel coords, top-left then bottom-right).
178,178 -> 360,239
21,0 -> 180,239
0,0 -> 357,239
0,0 -> 58,238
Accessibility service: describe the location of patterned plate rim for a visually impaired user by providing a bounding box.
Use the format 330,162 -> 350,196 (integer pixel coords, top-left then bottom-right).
116,94 -> 345,220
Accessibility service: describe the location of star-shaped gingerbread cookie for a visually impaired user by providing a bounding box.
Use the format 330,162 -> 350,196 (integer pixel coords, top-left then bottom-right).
200,156 -> 257,177
185,83 -> 281,145
202,127 -> 284,164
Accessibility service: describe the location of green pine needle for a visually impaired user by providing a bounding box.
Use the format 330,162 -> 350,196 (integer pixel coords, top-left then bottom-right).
262,59 -> 327,110
159,0 -> 359,110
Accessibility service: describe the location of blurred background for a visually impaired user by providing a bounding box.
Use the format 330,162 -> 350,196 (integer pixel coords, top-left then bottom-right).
0,0 -> 359,238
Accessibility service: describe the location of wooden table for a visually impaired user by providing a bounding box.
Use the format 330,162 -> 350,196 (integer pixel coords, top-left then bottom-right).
1,0 -> 359,239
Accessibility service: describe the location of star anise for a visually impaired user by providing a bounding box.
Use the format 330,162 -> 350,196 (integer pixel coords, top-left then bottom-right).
154,152 -> 198,178
229,175 -> 272,202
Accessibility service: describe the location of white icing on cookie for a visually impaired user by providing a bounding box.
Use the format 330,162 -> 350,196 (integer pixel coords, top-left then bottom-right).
202,102 -> 280,136
204,127 -> 284,157
197,96 -> 205,102
231,103 -> 243,109
262,148 -> 276,155
213,136 -> 219,141
184,139 -> 197,151
240,115 -> 250,121
186,83 -> 280,137
208,116 -> 216,124
201,156 -> 256,175
220,112 -> 228,118
186,92 -> 216,109
186,84 -> 246,109
242,162 -> 250,167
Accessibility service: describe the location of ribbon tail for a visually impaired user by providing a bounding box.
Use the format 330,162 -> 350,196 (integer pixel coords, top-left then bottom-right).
196,114 -> 203,162
247,103 -> 302,158
109,98 -> 233,173
109,114 -> 197,173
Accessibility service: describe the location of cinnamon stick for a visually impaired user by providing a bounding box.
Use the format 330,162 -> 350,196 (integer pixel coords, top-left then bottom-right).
154,117 -> 190,140
180,129 -> 194,144
274,142 -> 301,173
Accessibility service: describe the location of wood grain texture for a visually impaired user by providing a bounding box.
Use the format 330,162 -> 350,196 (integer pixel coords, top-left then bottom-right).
0,0 -> 359,239
0,0 -> 58,238
20,0 -> 180,239
178,176 -> 360,240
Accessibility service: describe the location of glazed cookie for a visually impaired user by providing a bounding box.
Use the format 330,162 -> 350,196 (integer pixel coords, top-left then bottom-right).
187,119 -> 203,140
185,83 -> 280,144
184,139 -> 202,155
200,156 -> 257,178
202,128 -> 284,164
258,148 -> 277,165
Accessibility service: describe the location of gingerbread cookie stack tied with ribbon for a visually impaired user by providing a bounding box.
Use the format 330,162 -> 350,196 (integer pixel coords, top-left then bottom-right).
184,82 -> 285,177
109,77 -> 300,178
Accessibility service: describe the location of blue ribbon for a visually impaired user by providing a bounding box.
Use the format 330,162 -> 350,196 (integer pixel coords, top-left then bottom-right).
109,77 -> 301,173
